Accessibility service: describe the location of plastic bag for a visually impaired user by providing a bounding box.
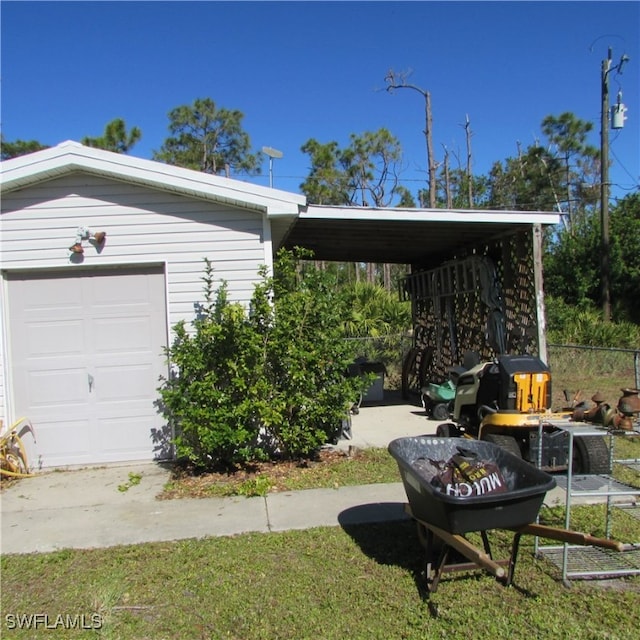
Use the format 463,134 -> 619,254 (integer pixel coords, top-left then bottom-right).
414,447 -> 507,497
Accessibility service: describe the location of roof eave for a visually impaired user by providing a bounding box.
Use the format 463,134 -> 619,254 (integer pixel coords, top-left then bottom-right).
1,140 -> 306,215
302,204 -> 561,226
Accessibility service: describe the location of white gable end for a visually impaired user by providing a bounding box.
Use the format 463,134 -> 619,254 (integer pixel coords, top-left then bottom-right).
1,141 -> 305,216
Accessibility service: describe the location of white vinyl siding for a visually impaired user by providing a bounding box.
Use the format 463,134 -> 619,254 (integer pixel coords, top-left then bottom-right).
0,173 -> 270,438
0,311 -> 6,421
1,174 -> 268,327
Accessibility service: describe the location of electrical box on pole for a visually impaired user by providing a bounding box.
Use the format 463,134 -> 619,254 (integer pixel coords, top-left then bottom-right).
611,97 -> 628,129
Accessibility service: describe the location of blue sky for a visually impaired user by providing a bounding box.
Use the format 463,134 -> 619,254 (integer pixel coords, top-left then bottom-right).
2,1 -> 638,204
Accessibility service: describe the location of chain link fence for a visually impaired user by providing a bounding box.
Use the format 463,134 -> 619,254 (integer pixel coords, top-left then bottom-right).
547,344 -> 640,409
346,337 -> 640,410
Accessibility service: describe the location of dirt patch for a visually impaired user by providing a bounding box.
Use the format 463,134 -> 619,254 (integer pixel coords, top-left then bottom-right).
585,578 -> 640,593
160,448 -> 356,499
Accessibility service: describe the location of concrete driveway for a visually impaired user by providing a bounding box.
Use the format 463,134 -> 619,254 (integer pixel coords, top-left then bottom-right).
1,394 -> 440,554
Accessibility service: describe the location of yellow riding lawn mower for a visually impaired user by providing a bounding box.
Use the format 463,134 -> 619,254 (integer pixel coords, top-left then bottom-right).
433,354 -> 610,474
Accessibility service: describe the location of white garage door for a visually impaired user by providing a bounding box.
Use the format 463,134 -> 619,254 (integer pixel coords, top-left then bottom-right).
7,266 -> 169,468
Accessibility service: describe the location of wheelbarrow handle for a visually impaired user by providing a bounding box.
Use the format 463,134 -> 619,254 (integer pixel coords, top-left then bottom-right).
515,523 -> 625,552
426,522 -> 506,579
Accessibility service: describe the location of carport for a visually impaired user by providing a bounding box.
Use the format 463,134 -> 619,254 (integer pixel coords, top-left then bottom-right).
277,204 -> 560,386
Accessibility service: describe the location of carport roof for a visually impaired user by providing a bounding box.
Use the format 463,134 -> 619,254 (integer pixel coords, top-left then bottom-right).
1,142 -> 561,266
278,205 -> 560,266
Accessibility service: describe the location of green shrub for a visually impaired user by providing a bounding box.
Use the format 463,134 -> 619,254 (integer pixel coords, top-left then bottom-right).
262,249 -> 367,458
158,269 -> 266,467
546,296 -> 640,347
158,250 -> 365,468
341,281 -> 411,338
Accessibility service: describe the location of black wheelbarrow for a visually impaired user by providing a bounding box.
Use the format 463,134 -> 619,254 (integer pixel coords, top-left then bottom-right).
388,436 -> 626,593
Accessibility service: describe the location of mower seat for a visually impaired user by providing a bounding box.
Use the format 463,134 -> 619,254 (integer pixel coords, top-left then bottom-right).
448,351 -> 481,385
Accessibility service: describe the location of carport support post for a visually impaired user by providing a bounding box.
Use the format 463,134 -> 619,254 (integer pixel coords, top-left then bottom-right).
532,223 -> 548,364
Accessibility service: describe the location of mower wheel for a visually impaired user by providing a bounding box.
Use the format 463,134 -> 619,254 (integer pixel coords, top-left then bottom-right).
482,433 -> 522,459
572,435 -> 610,474
436,423 -> 459,438
431,403 -> 450,421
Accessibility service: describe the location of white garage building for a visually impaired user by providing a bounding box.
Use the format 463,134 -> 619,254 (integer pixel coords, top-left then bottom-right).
0,141 -> 304,469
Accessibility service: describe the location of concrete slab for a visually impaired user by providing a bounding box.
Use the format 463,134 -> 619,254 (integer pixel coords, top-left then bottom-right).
1,395 -> 595,555
1,463 -> 170,512
1,493 -> 272,554
266,483 -> 409,532
2,399 -> 434,554
336,395 -> 439,451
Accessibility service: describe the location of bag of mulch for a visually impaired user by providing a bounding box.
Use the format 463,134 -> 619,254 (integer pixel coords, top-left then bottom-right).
417,447 -> 507,498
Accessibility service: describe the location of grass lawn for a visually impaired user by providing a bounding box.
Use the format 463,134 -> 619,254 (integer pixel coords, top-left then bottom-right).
3,435 -> 640,639
2,509 -> 640,639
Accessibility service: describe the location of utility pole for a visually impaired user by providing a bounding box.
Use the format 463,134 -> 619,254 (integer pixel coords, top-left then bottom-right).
601,48 -> 612,322
600,48 -> 629,321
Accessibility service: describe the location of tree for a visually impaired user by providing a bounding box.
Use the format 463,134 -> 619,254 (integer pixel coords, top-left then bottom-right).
543,216 -> 601,309
544,191 -> 640,322
609,192 -> 640,322
300,129 -> 406,287
425,166 -> 490,209
300,129 -> 404,208
395,185 -> 416,208
154,97 -> 261,176
385,69 -> 437,208
487,144 -> 564,211
462,114 -> 474,207
1,136 -> 48,160
299,139 -> 351,205
342,281 -> 411,338
344,129 -> 403,207
541,112 -> 599,228
81,118 -> 142,153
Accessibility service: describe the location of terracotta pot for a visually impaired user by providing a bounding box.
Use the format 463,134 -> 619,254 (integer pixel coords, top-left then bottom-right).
617,388 -> 640,416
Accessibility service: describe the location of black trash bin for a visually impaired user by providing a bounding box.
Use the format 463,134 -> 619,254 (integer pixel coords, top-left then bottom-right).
356,361 -> 386,403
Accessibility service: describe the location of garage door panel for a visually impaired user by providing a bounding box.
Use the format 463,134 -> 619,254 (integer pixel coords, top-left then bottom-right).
19,277 -> 85,313
31,418 -> 93,462
87,272 -> 157,307
95,416 -> 155,459
26,369 -> 88,407
93,364 -> 156,402
26,320 -> 86,356
92,316 -> 156,353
